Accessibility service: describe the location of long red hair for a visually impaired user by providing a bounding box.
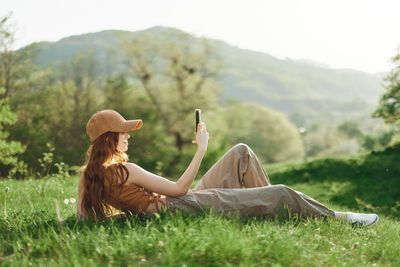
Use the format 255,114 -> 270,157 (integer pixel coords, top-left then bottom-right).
80,132 -> 129,220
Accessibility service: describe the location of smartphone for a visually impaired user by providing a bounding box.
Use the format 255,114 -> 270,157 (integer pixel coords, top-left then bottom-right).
195,109 -> 201,133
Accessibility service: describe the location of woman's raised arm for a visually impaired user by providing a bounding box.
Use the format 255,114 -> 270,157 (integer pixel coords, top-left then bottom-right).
126,122 -> 209,197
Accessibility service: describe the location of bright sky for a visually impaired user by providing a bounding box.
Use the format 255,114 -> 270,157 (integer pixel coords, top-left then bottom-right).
2,0 -> 400,73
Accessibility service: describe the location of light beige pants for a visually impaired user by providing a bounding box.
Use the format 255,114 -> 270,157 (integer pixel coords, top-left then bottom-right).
166,144 -> 335,218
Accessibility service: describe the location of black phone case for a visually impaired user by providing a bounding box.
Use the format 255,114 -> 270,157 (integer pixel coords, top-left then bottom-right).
195,109 -> 201,133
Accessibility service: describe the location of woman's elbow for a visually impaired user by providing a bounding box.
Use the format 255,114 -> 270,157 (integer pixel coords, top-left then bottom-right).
171,189 -> 187,197
176,189 -> 188,197
170,183 -> 188,197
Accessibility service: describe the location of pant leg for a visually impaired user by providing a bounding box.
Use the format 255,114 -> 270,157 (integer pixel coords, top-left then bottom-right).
166,185 -> 335,219
192,143 -> 271,191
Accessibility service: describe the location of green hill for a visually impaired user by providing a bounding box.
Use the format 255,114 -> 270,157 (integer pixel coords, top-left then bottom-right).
267,143 -> 400,218
26,26 -> 384,126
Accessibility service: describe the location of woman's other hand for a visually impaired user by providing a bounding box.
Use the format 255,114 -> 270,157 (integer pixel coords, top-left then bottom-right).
196,122 -> 209,152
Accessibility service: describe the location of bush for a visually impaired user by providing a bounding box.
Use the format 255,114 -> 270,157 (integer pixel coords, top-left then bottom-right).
0,87 -> 27,178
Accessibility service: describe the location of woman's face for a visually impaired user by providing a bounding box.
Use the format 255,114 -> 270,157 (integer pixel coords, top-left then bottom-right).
117,132 -> 130,152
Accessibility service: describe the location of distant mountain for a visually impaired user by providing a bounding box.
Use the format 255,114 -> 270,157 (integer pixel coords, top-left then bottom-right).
27,26 -> 385,126
292,58 -> 332,69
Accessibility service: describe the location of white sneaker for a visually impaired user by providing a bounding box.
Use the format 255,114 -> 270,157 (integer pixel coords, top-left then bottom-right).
346,212 -> 379,227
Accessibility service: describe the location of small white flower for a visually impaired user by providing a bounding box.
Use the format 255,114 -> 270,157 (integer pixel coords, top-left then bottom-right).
63,199 -> 69,205
69,198 -> 76,204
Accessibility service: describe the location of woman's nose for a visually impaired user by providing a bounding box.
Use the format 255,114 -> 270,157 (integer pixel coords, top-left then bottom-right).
126,134 -> 130,139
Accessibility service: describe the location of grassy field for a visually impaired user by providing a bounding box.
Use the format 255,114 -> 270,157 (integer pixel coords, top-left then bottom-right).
1,144 -> 400,266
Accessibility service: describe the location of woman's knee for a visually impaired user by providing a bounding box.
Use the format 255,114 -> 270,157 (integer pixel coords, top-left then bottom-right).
231,143 -> 250,154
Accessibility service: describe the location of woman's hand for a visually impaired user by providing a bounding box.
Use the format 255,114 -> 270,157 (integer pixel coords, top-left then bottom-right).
195,122 -> 209,152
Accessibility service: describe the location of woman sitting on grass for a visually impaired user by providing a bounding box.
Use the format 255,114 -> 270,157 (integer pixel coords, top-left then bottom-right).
77,109 -> 379,227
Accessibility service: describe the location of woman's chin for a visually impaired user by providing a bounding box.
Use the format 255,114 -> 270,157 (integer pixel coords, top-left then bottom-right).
118,145 -> 128,152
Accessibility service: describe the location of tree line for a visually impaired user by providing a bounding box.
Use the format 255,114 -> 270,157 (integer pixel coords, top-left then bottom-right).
1,13 -> 399,179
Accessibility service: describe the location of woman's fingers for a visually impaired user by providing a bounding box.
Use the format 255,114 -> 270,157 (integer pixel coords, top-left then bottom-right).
194,121 -> 209,150
194,122 -> 208,148
197,122 -> 207,132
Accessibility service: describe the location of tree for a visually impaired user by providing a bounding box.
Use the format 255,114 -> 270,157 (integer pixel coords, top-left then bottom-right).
42,50 -> 102,165
223,102 -> 304,163
303,123 -> 359,158
373,47 -> 400,123
102,74 -> 131,113
337,121 -> 363,140
0,13 -> 29,178
121,32 -> 222,154
0,87 -> 27,178
0,12 -> 35,98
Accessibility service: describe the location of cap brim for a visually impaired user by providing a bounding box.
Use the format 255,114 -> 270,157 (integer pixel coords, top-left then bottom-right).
121,120 -> 142,132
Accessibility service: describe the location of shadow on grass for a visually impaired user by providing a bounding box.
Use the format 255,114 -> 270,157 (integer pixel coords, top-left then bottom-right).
270,143 -> 400,218
1,208 -> 314,239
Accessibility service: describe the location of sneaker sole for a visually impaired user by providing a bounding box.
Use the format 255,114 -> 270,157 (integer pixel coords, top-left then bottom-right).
369,215 -> 379,227
352,214 -> 379,227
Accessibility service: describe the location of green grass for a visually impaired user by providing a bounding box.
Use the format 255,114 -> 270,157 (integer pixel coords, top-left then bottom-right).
267,143 -> 400,218
1,144 -> 400,266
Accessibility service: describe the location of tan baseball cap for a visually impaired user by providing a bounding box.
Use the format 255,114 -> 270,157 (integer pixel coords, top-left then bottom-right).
86,109 -> 142,142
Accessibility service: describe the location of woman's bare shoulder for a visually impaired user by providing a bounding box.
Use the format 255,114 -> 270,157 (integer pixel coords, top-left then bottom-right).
124,162 -> 145,184
125,162 -> 153,173
124,162 -> 141,172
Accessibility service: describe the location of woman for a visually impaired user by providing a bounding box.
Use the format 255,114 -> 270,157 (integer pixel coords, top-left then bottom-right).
78,109 -> 379,227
